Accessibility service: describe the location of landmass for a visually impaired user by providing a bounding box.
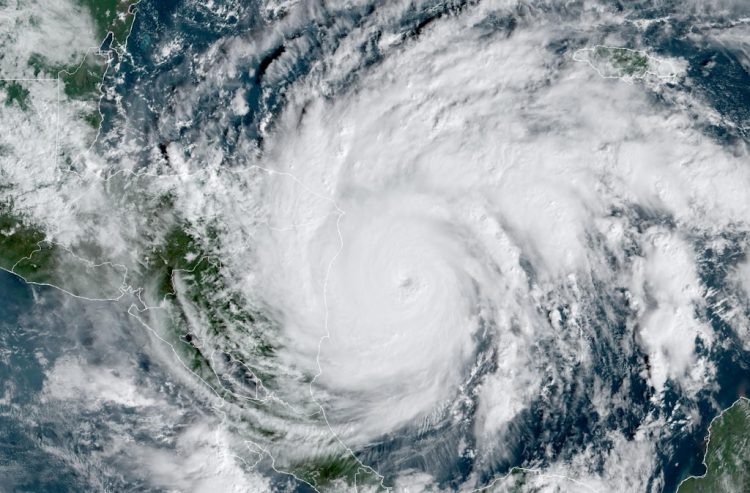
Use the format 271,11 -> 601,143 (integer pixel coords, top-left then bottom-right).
677,397 -> 750,493
573,45 -> 677,83
0,1 -> 140,297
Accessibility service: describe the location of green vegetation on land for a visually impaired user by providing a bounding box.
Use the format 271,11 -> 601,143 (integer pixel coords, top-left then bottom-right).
61,61 -> 106,99
593,46 -> 649,77
147,226 -> 208,300
678,398 -> 750,493
82,109 -> 103,129
28,53 -> 105,100
14,1 -> 138,127
0,81 -> 30,110
7,1 -> 138,130
506,468 -> 530,492
11,241 -> 57,283
146,225 -> 277,385
0,203 -> 125,298
0,203 -> 53,278
292,455 -> 367,488
149,226 -> 274,351
76,0 -> 138,48
145,226 -> 217,371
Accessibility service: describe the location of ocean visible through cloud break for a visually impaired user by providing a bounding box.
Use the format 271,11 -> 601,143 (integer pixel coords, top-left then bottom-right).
2,1 -> 750,492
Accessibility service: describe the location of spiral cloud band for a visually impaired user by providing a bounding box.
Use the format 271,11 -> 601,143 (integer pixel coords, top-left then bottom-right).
4,0 -> 750,491
214,2 -> 748,488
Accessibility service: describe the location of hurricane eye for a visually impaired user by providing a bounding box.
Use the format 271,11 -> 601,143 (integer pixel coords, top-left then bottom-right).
4,0 -> 748,491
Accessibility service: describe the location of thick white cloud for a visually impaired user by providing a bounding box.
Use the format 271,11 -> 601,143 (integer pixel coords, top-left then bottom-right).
193,2 -> 750,487
5,0 -> 750,491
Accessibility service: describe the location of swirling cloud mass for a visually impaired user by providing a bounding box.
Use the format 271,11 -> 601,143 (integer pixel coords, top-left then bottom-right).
3,0 -> 750,492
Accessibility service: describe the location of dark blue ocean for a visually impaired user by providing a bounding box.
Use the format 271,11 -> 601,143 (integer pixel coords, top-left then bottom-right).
4,0 -> 750,491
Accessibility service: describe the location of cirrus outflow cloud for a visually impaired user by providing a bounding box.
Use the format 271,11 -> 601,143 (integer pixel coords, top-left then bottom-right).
192,1 -> 750,489
3,0 -> 750,491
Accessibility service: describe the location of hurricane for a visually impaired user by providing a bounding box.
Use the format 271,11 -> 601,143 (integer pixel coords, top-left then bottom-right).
2,0 -> 750,492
